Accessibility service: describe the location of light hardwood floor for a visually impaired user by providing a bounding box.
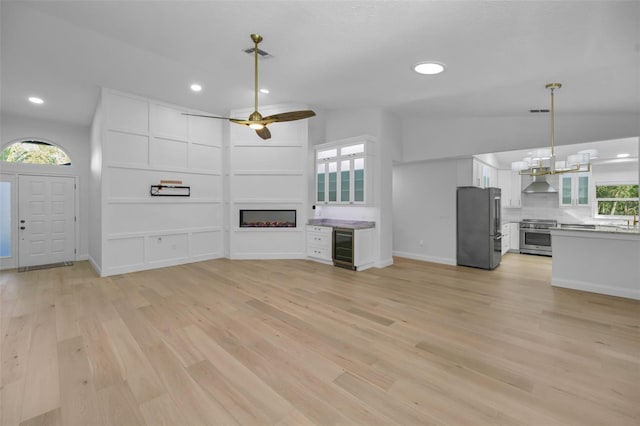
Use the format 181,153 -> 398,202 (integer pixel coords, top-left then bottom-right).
1,254 -> 639,425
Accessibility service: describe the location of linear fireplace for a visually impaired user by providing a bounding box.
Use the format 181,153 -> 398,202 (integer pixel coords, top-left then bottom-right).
239,209 -> 296,228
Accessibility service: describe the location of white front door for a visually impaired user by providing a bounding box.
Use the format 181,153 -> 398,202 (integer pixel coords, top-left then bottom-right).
18,175 -> 76,267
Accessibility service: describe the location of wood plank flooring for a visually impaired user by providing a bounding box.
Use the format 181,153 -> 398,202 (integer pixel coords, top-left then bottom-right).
1,254 -> 639,425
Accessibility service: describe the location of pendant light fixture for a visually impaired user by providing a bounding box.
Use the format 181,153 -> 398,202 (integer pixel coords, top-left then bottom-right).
512,83 -> 593,176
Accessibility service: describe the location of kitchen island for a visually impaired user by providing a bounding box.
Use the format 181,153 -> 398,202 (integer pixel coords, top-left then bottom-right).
550,225 -> 640,300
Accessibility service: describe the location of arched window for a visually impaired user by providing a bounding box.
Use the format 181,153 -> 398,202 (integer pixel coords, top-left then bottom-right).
0,140 -> 71,165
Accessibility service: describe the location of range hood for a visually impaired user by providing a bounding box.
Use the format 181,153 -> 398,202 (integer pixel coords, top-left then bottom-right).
522,170 -> 557,193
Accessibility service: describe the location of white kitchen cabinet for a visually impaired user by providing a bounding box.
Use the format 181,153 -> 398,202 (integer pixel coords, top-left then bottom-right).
498,170 -> 522,208
354,227 -> 375,270
559,172 -> 591,207
316,137 -> 372,205
501,224 -> 510,255
509,222 -> 519,252
306,225 -> 332,262
472,158 -> 497,188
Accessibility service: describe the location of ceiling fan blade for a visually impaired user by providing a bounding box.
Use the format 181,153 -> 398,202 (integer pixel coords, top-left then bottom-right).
182,113 -> 240,120
255,126 -> 271,140
262,110 -> 316,124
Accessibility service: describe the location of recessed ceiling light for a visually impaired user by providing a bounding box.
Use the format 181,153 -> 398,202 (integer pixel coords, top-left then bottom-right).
259,88 -> 270,94
28,96 -> 44,104
617,153 -> 630,158
190,83 -> 202,92
412,61 -> 445,75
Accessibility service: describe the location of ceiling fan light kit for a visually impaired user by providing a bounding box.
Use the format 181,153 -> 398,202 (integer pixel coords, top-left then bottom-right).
512,83 -> 593,176
183,34 -> 315,140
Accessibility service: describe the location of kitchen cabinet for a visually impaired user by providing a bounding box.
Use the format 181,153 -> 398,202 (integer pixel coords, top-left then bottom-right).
354,227 -> 375,270
509,222 -> 519,252
501,224 -> 510,255
316,138 -> 370,205
498,170 -> 522,208
473,158 -> 498,188
559,172 -> 591,207
500,222 -> 520,254
306,225 -> 332,262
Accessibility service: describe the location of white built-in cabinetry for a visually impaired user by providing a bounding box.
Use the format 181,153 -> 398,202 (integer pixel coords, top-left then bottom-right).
315,137 -> 374,205
501,224 -> 510,255
559,172 -> 592,207
354,228 -> 375,270
509,223 -> 520,252
473,158 -> 498,188
94,89 -> 223,276
501,223 -> 520,255
306,225 -> 332,262
498,170 -> 522,208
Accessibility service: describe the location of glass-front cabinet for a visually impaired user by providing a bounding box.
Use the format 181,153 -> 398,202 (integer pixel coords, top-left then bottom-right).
559,172 -> 591,207
316,140 -> 368,205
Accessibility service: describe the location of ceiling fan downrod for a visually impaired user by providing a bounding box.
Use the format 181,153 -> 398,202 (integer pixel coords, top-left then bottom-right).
249,34 -> 264,125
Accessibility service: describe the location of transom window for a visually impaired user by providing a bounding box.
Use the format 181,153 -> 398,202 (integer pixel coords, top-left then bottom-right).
595,184 -> 639,216
1,140 -> 71,165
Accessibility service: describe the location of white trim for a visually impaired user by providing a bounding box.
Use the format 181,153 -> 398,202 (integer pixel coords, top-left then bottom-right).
229,252 -> 306,260
375,257 -> 394,268
106,227 -> 222,240
392,251 -> 457,266
87,254 -> 102,276
552,278 -> 640,301
108,198 -> 222,205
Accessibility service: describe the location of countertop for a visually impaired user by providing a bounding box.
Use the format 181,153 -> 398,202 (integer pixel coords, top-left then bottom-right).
551,224 -> 640,235
307,219 -> 376,229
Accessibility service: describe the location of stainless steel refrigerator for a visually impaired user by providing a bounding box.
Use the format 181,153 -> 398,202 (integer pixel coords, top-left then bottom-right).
456,186 -> 502,270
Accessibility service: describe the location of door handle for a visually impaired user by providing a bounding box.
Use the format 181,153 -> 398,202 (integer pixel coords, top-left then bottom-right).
20,226 -> 26,230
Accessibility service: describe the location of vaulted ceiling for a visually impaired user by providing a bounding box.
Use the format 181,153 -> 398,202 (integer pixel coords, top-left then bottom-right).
1,1 -> 638,127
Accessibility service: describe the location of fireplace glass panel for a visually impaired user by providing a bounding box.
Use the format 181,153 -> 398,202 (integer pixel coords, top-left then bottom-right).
239,210 -> 296,228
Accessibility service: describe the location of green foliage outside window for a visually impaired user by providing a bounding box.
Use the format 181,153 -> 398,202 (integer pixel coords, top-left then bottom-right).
0,141 -> 71,165
596,184 -> 639,216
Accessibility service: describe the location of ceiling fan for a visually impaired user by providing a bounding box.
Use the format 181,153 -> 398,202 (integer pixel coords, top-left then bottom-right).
184,34 -> 315,140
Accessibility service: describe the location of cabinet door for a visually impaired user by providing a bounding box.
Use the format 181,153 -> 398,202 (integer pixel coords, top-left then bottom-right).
316,163 -> 326,202
327,161 -> 338,202
354,157 -> 365,203
498,170 -> 512,207
560,175 -> 573,206
511,173 -> 522,208
509,223 -> 519,252
340,160 -> 351,202
576,174 -> 589,205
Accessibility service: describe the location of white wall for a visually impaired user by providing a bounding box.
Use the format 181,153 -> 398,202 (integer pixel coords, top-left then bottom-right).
392,158 -> 470,265
402,113 -> 639,161
228,104 -> 308,259
95,89 -> 224,276
0,113 -> 90,268
89,100 -> 103,271
314,107 -> 402,268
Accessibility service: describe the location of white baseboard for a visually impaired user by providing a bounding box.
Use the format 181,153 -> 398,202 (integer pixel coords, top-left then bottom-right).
229,253 -> 307,260
552,278 -> 640,301
375,257 -> 394,268
87,255 -> 102,276
393,251 -> 456,266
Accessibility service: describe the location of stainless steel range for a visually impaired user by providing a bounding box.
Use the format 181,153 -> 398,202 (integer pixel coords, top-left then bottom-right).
519,219 -> 557,256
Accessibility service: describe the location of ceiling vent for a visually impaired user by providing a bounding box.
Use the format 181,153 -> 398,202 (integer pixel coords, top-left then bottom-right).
243,47 -> 272,59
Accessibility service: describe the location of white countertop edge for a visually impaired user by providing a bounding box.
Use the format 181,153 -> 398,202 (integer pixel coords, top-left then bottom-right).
550,228 -> 640,240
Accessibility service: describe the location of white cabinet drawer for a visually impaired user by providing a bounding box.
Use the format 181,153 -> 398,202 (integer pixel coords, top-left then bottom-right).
307,246 -> 331,261
307,225 -> 332,235
306,225 -> 333,261
307,232 -> 331,247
